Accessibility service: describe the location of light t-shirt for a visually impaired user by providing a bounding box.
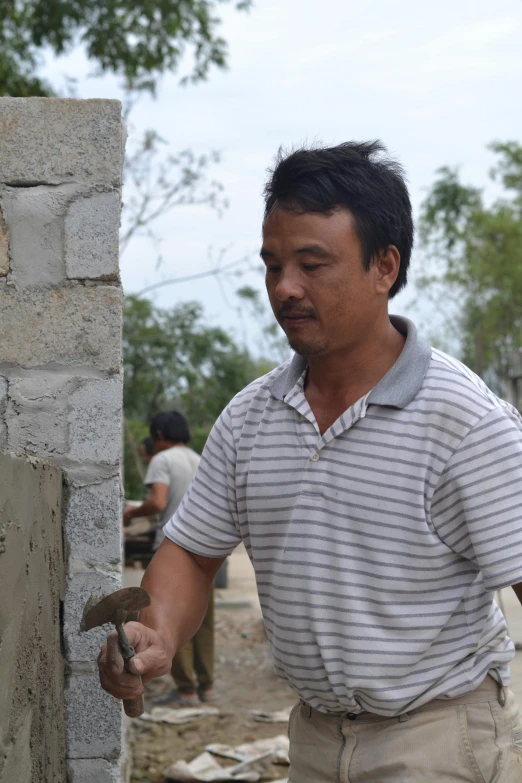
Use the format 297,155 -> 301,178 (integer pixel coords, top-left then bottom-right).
164,316 -> 522,716
145,445 -> 200,549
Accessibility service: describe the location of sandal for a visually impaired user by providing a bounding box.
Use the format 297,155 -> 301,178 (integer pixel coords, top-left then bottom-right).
152,689 -> 200,706
198,688 -> 216,703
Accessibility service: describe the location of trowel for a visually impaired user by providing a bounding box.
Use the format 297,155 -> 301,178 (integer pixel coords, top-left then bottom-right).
82,586 -> 151,717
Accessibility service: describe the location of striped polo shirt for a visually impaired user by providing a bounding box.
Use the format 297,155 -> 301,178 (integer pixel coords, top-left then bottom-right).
164,315 -> 522,716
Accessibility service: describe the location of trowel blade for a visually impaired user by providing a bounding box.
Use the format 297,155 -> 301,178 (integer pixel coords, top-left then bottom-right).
81,586 -> 151,631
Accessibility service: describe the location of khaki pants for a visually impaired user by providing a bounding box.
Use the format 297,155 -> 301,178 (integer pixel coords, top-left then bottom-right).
289,676 -> 522,782
171,588 -> 214,693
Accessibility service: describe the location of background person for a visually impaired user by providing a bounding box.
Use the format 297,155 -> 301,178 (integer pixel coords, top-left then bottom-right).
123,411 -> 215,706
140,435 -> 155,466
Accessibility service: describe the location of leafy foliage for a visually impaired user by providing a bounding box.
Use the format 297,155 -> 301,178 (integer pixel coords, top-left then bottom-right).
0,0 -> 252,96
235,285 -> 290,363
418,142 -> 522,390
123,295 -> 274,496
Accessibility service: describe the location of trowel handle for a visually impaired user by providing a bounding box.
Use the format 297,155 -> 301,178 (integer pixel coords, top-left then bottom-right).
116,622 -> 145,718
123,691 -> 145,718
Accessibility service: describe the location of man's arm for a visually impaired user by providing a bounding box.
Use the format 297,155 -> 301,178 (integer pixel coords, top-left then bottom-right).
101,406 -> 239,699
123,482 -> 169,526
97,539 -> 225,700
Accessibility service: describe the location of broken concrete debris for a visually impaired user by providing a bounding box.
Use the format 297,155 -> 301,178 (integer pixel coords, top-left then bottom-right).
250,707 -> 293,723
139,706 -> 220,725
206,735 -> 289,765
164,735 -> 290,782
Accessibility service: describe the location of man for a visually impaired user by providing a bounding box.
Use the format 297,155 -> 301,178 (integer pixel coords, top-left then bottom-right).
100,142 -> 522,781
123,411 -> 215,705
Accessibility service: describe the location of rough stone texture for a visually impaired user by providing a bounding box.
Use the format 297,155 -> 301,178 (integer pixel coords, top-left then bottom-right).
0,284 -> 123,372
6,374 -> 71,457
65,192 -> 121,281
6,375 -> 122,463
0,203 -> 9,275
63,570 -> 122,662
0,452 -> 66,782
68,759 -> 120,783
62,461 -> 121,489
0,184 -> 82,287
66,666 -> 122,760
63,477 -> 122,567
0,98 -> 123,187
68,378 -> 122,463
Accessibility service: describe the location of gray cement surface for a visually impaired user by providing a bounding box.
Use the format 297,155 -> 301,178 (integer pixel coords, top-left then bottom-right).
0,98 -> 123,187
0,285 -> 123,372
0,452 -> 66,782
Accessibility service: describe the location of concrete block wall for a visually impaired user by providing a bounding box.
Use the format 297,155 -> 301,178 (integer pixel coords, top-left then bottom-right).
0,98 -> 125,782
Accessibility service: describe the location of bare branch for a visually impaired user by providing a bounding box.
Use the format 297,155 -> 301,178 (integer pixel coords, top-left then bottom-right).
135,252 -> 255,296
120,126 -> 228,258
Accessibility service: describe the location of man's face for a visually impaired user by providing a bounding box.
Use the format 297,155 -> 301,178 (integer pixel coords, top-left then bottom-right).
152,434 -> 171,453
261,207 -> 391,358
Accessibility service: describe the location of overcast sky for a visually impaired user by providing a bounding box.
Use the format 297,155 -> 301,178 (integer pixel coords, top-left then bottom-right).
42,0 -> 522,352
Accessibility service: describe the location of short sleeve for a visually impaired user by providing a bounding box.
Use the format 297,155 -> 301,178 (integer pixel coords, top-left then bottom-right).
431,405 -> 522,591
144,452 -> 171,486
163,407 -> 241,558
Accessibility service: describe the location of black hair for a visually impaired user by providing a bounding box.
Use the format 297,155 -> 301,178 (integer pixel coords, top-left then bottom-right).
150,411 -> 190,444
141,436 -> 155,456
263,141 -> 413,298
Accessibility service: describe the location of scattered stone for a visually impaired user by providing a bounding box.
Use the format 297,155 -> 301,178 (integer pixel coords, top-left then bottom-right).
140,706 -> 220,726
250,707 -> 293,724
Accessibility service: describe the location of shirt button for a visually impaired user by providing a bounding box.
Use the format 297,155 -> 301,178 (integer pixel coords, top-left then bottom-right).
310,452 -> 319,462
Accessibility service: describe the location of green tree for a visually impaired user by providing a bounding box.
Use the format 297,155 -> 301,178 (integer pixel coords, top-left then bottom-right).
418,141 -> 522,392
0,0 -> 252,97
123,294 -> 273,497
235,284 -> 290,363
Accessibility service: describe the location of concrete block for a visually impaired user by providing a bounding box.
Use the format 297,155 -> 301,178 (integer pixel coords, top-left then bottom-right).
64,477 -> 122,567
68,758 -> 120,783
0,99 -> 123,187
0,204 -> 8,276
65,193 -> 121,281
63,570 -> 122,662
66,665 -> 122,759
6,375 -> 70,457
62,462 -> 121,489
0,285 -> 123,372
1,184 -> 82,287
68,378 -> 122,464
7,375 -> 121,462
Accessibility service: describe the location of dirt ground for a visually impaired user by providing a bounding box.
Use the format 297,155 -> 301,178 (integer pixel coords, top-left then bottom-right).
126,550 -> 295,783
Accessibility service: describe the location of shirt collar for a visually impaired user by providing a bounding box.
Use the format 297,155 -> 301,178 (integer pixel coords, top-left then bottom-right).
267,315 -> 432,409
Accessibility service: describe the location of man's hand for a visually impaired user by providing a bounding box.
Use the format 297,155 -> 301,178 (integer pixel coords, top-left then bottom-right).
97,540 -> 222,703
97,621 -> 175,700
123,483 -> 169,526
123,507 -> 136,527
